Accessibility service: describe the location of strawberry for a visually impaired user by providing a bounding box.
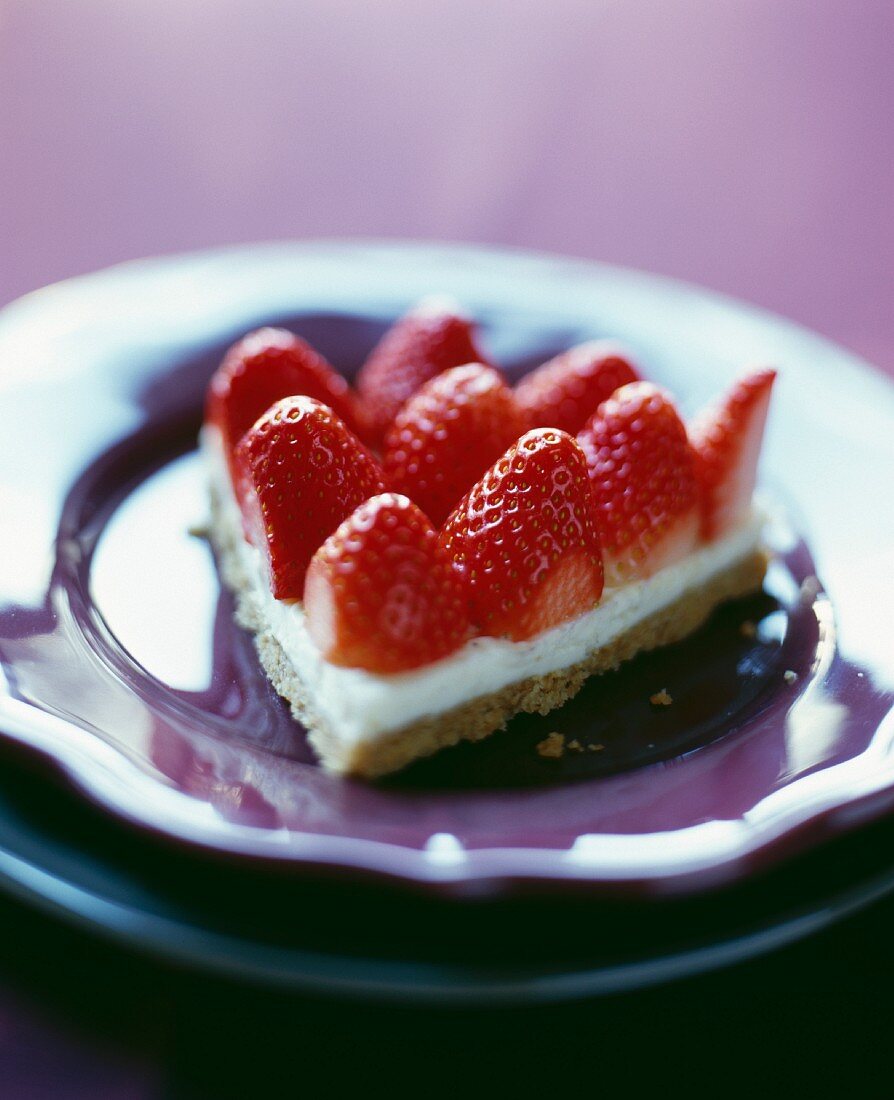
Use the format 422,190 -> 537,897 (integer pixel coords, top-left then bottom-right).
305,494 -> 471,673
578,382 -> 699,586
689,369 -> 776,539
514,341 -> 640,435
382,362 -> 528,526
440,429 -> 604,641
234,397 -> 385,599
355,298 -> 491,443
206,327 -> 362,484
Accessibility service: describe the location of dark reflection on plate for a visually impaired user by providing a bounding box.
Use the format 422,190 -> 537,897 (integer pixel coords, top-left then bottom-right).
387,588 -> 786,791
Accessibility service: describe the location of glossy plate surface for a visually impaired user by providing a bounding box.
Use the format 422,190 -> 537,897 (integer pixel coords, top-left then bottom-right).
0,241 -> 892,896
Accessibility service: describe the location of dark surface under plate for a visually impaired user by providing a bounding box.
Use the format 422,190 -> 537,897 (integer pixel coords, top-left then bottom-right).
2,739 -> 894,1004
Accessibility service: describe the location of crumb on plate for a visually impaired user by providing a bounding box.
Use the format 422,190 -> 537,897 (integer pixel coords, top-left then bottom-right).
536,732 -> 565,759
650,689 -> 673,707
784,669 -> 799,684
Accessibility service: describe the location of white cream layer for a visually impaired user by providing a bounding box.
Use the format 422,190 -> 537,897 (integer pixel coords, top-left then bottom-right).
203,428 -> 764,747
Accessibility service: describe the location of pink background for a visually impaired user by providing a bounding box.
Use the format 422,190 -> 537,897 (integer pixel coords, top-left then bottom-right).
1,0 -> 892,373
0,0 -> 891,1093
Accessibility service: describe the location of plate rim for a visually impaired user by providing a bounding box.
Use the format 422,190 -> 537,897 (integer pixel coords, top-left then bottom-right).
1,238 -> 893,899
2,744 -> 894,1005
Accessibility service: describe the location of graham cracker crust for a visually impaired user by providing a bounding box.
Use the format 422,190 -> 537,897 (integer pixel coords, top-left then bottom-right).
208,484 -> 767,779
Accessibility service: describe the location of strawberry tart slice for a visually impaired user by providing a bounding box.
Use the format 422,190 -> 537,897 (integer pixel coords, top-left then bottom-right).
202,300 -> 775,778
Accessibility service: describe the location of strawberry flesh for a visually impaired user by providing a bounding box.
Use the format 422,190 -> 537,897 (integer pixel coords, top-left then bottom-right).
234,396 -> 385,599
382,362 -> 528,526
206,327 -> 362,485
355,299 -> 491,443
515,341 -> 639,435
440,429 -> 604,641
578,382 -> 699,586
305,494 -> 471,673
689,369 -> 776,539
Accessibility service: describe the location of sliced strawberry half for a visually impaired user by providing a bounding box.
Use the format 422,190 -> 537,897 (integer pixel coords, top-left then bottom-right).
440,429 -> 604,641
689,369 -> 777,539
578,382 -> 699,586
514,341 -> 640,435
382,362 -> 528,526
234,397 -> 385,600
206,327 -> 362,485
305,493 -> 471,673
355,298 -> 491,443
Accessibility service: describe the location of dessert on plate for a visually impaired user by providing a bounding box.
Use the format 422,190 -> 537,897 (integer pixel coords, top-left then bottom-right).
202,299 -> 775,778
